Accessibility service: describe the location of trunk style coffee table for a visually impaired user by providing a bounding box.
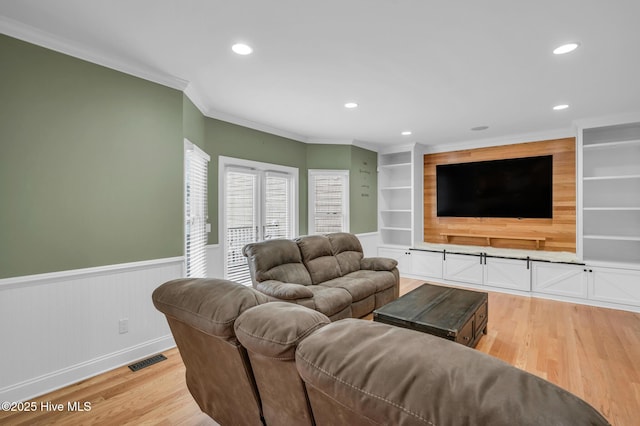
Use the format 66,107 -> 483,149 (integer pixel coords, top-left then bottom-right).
373,283 -> 488,348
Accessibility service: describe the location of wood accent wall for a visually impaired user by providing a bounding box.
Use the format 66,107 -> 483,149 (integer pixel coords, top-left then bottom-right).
423,138 -> 576,252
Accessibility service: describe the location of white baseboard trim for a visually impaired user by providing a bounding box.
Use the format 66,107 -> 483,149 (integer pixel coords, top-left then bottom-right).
0,336 -> 176,403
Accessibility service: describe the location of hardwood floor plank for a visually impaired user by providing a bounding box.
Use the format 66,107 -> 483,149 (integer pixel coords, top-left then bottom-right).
1,277 -> 638,425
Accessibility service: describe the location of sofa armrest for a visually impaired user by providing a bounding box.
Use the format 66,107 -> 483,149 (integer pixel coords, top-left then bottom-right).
360,257 -> 398,271
256,280 -> 314,300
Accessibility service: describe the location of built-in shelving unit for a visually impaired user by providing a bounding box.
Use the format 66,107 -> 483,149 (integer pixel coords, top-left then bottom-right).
581,122 -> 640,265
378,145 -> 423,247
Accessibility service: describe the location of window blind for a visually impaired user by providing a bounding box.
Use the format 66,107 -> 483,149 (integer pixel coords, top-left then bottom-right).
185,141 -> 210,278
309,170 -> 349,234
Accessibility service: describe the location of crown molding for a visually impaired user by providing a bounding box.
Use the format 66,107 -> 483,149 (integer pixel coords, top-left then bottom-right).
205,107 -> 309,143
424,127 -> 575,154
0,16 -> 188,91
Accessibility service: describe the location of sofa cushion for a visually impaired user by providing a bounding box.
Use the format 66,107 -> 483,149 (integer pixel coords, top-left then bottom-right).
327,232 -> 364,276
306,285 -> 352,317
345,269 -> 397,292
234,302 -> 330,360
319,277 -> 378,302
243,239 -> 312,285
296,235 -> 342,284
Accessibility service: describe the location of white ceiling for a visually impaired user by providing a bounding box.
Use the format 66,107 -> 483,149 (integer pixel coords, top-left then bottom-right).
2,0 -> 640,150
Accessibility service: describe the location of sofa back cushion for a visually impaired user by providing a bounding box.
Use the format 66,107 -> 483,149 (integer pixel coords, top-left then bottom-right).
328,232 -> 364,275
243,239 -> 312,286
296,235 -> 342,284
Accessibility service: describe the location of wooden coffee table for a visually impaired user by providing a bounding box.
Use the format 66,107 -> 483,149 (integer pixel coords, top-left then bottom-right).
373,283 -> 488,348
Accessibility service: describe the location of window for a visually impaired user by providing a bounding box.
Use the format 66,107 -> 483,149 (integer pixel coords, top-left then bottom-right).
220,157 -> 298,284
308,170 -> 349,234
184,140 -> 210,277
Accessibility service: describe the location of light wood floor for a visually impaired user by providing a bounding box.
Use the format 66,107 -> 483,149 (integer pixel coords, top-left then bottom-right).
2,278 -> 639,425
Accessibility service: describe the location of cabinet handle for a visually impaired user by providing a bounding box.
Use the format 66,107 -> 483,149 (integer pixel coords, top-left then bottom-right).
443,250 -> 446,261
526,256 -> 530,270
480,254 -> 483,265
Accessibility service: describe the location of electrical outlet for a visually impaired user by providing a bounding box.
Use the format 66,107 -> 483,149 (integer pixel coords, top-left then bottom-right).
119,318 -> 129,334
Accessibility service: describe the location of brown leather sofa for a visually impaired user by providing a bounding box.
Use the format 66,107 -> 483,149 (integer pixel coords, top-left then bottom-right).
242,232 -> 399,320
153,278 -> 610,426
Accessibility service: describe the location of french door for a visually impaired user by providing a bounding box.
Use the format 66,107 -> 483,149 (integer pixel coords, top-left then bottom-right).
221,157 -> 297,284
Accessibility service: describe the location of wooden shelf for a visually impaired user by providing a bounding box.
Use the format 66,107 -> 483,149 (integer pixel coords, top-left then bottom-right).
440,232 -> 546,249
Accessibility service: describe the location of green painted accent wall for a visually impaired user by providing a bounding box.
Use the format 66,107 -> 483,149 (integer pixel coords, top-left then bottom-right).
182,95 -> 205,147
0,35 -> 379,279
0,35 -> 184,279
307,144 -> 378,233
204,118 -> 309,244
349,146 -> 378,233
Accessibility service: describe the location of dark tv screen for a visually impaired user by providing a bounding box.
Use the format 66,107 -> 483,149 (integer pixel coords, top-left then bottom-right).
436,155 -> 553,218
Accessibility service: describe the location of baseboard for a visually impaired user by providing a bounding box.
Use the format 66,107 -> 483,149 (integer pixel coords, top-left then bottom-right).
0,336 -> 176,403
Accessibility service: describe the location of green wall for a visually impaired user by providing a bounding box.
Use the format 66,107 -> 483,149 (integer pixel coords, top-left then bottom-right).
0,34 -> 378,279
0,35 -> 184,279
204,118 -> 310,243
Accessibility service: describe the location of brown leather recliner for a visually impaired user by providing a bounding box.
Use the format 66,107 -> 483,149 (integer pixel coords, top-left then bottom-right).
152,278 -> 275,425
154,278 -> 610,426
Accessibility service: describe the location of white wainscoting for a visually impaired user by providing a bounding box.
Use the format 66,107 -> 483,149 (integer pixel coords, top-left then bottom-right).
0,257 -> 183,403
356,232 -> 381,258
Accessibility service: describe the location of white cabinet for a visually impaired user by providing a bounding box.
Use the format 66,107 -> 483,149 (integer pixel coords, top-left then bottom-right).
443,253 -> 484,285
531,262 -> 588,299
378,144 -> 423,247
580,121 -> 640,265
484,257 -> 531,291
589,266 -> 640,307
410,250 -> 443,279
443,253 -> 531,290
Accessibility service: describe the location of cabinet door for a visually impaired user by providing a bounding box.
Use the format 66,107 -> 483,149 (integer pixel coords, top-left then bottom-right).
484,257 -> 531,291
443,253 -> 483,285
410,250 -> 443,279
589,266 -> 640,307
378,248 -> 411,275
531,262 -> 587,298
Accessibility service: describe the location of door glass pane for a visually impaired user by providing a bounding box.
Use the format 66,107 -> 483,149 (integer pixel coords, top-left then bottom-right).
264,173 -> 291,240
225,170 -> 257,284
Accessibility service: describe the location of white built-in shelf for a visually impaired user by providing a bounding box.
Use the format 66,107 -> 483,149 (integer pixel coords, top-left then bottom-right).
584,235 -> 640,242
380,226 -> 412,232
380,186 -> 412,191
380,209 -> 412,213
583,174 -> 640,181
583,139 -> 640,150
583,207 -> 640,211
380,162 -> 412,168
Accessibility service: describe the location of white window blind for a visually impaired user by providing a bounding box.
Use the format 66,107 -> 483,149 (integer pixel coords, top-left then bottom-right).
264,172 -> 291,240
185,140 -> 210,278
309,170 -> 349,234
225,169 -> 258,284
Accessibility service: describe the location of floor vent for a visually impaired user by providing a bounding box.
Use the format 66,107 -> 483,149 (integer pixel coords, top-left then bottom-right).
128,354 -> 167,372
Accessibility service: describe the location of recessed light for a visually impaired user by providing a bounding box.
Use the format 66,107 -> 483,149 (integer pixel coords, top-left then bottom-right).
553,42 -> 580,55
344,102 -> 358,109
232,43 -> 253,55
553,104 -> 569,110
471,126 -> 489,131
401,131 -> 412,136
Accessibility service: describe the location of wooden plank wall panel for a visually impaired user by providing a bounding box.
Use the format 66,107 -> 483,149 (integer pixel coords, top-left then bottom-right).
423,138 -> 576,252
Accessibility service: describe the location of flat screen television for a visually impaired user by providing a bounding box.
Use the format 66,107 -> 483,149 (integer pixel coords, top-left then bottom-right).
436,155 -> 553,218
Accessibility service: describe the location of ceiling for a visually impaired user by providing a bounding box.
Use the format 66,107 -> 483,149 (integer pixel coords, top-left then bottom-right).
2,0 -> 640,150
